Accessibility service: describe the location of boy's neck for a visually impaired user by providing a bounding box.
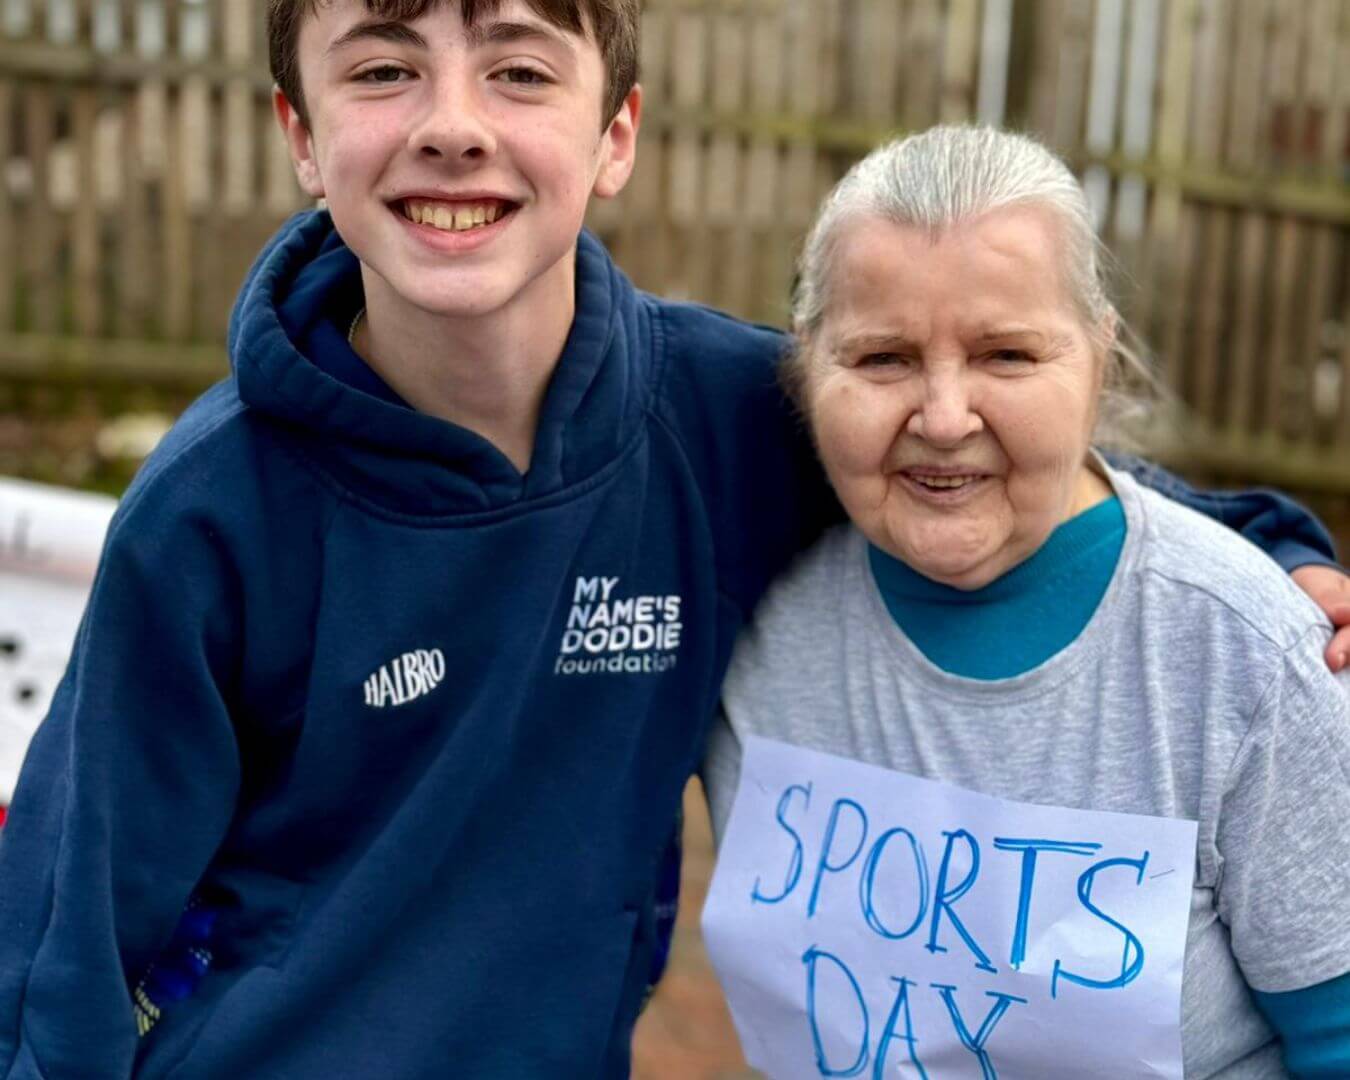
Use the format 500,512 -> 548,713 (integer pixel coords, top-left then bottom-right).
351,256 -> 577,475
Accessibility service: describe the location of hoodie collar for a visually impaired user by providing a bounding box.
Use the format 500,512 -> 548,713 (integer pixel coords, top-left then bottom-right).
229,211 -> 651,518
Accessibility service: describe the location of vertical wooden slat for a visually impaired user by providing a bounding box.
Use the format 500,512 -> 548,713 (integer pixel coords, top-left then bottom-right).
223,0 -> 254,214
1082,0 -> 1125,231
1147,0 -> 1195,387
744,2 -> 786,324
903,0 -> 941,129
1223,0 -> 1270,440
611,0 -> 667,292
779,0 -> 828,322
705,2 -> 749,317
163,87 -> 192,340
1225,0 -> 1267,169
939,0 -> 979,124
71,87 -> 100,336
0,79 -> 13,333
849,0 -> 901,125
1025,0 -> 1065,137
1292,0 -> 1341,444
213,0 -> 256,338
1261,2 -> 1304,440
666,7 -> 707,301
1051,0 -> 1094,149
23,83 -> 59,334
1188,0 -> 1231,432
1339,279 -> 1350,450
975,0 -> 1013,126
1114,0 -> 1162,314
1264,215 -> 1303,441
2,0 -> 36,37
116,90 -> 151,337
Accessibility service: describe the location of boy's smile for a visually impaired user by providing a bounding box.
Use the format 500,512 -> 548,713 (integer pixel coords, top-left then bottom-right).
277,0 -> 639,324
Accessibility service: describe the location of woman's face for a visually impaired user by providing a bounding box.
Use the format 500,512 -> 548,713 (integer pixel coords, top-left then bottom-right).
804,205 -> 1106,590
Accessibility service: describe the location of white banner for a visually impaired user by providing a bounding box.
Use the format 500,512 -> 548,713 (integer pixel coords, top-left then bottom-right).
703,736 -> 1197,1079
0,478 -> 116,803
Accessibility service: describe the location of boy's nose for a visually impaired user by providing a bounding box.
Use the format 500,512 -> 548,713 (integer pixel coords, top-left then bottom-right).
407,80 -> 497,162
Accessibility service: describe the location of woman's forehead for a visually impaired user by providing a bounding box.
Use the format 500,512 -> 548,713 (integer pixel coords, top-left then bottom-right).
822,209 -> 1076,329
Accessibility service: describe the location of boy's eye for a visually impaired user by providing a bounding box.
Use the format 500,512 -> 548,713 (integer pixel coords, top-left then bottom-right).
356,64 -> 411,84
493,65 -> 552,87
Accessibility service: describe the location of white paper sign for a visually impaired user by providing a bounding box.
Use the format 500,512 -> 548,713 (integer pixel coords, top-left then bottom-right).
0,478 -> 116,804
703,736 -> 1198,1080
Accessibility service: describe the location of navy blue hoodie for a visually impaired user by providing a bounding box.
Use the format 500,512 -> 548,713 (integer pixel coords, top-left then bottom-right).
0,212 -> 1335,1079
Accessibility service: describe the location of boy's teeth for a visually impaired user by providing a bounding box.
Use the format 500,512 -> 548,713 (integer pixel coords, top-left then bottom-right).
404,199 -> 505,232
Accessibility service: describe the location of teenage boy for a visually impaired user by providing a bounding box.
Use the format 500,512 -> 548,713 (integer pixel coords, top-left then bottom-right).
0,1 -> 1344,1077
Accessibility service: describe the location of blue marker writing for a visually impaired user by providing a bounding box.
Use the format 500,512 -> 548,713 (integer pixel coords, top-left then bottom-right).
802,945 -> 870,1078
860,827 -> 929,941
872,977 -> 929,1080
992,837 -> 1101,970
1052,851 -> 1150,998
931,983 -> 1028,1080
752,782 -> 813,905
808,798 -> 869,918
926,830 -> 996,973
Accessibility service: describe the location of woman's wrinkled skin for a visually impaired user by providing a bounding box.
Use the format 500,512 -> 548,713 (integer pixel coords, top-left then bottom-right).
802,204 -> 1112,590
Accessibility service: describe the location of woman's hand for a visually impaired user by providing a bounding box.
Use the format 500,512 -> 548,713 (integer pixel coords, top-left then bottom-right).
1291,565 -> 1350,672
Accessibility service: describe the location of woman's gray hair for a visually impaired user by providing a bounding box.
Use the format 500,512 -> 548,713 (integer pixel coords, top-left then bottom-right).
788,124 -> 1161,448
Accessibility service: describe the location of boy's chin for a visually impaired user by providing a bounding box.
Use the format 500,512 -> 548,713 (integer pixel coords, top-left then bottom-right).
377,271 -> 539,323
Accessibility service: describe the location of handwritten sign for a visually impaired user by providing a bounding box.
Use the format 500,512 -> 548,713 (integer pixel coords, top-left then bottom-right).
702,736 -> 1197,1079
0,478 -> 116,804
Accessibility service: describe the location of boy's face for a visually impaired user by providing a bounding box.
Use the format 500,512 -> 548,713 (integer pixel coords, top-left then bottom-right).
276,0 -> 639,322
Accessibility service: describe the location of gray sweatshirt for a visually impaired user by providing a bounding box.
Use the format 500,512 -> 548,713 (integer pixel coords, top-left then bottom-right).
705,470 -> 1350,1078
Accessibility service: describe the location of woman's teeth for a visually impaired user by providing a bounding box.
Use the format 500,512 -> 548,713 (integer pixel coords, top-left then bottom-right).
911,474 -> 979,490
402,200 -> 503,231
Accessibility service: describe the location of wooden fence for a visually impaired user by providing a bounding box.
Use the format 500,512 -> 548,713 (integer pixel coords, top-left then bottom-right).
2,0 -> 1349,490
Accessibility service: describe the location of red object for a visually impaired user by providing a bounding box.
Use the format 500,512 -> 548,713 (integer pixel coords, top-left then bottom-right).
0,805 -> 7,827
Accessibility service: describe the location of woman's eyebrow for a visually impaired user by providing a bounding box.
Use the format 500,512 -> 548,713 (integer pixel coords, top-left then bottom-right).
971,326 -> 1045,343
325,19 -> 427,57
833,332 -> 919,353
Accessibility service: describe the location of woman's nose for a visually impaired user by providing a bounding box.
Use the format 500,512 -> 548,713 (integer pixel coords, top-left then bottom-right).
407,76 -> 497,163
906,370 -> 984,445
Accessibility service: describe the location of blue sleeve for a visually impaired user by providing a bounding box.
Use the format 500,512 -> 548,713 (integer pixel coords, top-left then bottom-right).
1253,972 -> 1350,1078
0,495 -> 241,1078
1103,452 -> 1340,573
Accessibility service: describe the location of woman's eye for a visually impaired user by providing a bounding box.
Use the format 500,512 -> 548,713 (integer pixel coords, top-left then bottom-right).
858,352 -> 906,368
357,65 -> 410,84
988,349 -> 1032,364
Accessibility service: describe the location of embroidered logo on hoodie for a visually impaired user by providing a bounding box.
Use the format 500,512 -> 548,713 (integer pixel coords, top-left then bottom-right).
363,648 -> 446,708
553,576 -> 683,677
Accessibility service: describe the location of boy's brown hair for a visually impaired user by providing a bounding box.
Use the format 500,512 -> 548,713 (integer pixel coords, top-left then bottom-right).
268,0 -> 640,131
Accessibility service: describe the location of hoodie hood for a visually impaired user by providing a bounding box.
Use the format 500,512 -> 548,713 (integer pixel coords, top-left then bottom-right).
227,210 -> 653,517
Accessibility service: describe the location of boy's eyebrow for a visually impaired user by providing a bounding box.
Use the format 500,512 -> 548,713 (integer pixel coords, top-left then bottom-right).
325,19 -> 428,57
463,19 -> 577,54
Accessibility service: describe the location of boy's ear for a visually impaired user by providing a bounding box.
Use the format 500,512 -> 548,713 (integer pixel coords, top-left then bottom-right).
593,85 -> 642,200
273,88 -> 326,199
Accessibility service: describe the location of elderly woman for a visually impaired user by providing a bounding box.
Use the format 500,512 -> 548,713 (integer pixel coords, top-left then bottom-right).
700,127 -> 1350,1079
